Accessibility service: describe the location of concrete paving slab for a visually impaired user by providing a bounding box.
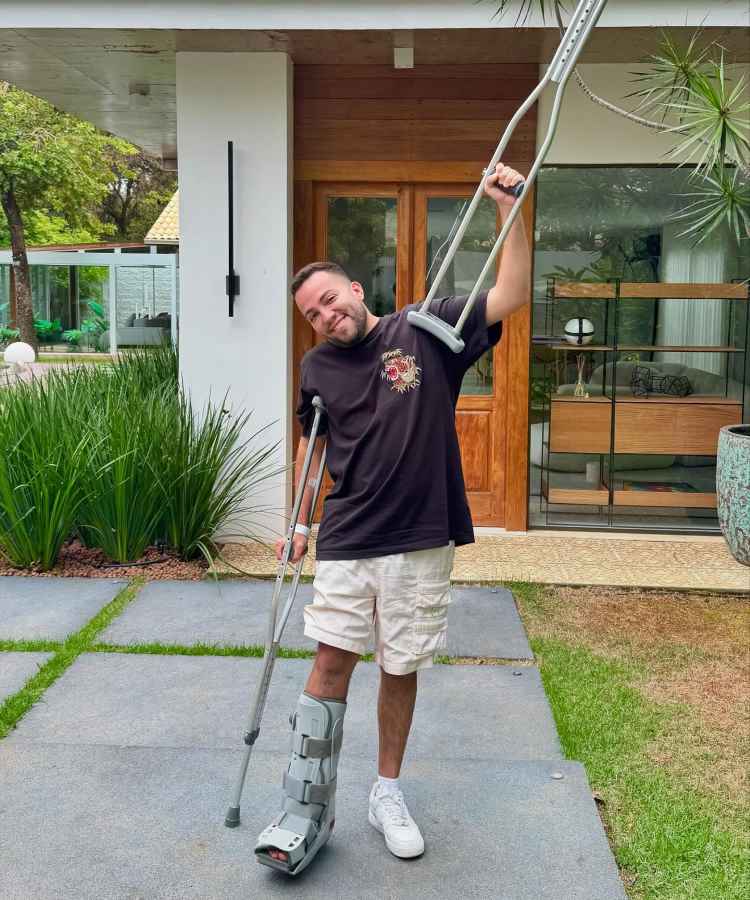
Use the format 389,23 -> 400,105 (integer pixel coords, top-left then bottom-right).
448,586 -> 532,658
100,580 -> 531,659
0,744 -> 625,900
99,578 -> 316,650
10,654 -> 561,761
0,576 -> 127,641
0,652 -> 53,702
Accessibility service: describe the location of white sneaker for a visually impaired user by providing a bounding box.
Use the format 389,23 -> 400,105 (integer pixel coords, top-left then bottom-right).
368,783 -> 425,858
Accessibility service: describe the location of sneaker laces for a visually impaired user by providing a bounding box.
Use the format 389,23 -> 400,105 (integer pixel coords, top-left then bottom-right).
377,789 -> 409,827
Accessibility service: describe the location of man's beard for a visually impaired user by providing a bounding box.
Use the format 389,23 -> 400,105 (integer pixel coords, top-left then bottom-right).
327,302 -> 369,348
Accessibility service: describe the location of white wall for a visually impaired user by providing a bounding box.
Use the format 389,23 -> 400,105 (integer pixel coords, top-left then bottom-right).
537,63 -> 750,164
177,52 -> 293,542
3,0 -> 746,29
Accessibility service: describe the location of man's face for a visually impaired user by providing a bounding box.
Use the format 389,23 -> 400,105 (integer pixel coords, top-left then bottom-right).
295,271 -> 370,347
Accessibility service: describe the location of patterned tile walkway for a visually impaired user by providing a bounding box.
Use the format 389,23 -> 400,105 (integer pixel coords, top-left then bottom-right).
213,533 -> 749,593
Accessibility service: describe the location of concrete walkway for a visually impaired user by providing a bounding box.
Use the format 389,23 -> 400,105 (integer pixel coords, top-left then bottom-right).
0,577 -> 627,899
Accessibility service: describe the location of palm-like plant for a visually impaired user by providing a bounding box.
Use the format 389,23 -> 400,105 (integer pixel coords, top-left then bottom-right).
489,1 -> 749,244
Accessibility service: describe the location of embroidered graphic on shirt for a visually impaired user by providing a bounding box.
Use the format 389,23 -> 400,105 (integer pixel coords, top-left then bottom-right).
381,349 -> 421,394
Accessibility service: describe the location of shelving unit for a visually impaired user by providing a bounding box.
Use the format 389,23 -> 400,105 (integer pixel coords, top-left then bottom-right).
533,279 -> 748,530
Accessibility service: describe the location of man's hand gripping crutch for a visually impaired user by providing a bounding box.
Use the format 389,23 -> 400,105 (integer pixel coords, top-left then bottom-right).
225,396 -> 327,830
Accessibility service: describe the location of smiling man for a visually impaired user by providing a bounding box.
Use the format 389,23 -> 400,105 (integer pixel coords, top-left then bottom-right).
255,163 -> 530,876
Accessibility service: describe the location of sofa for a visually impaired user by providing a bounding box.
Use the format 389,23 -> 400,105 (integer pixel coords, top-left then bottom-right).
99,312 -> 172,348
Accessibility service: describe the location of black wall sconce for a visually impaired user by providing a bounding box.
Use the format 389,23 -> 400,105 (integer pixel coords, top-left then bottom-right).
226,140 -> 240,317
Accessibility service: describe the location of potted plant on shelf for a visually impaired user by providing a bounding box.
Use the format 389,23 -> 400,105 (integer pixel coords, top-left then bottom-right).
717,425 -> 750,566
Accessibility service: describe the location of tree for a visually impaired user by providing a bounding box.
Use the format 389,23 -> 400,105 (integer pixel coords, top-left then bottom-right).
0,82 -> 130,346
100,148 -> 176,242
489,3 -> 749,244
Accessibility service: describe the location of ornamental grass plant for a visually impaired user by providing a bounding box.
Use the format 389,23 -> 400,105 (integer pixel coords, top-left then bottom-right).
0,374 -> 90,568
0,346 -> 282,569
152,390 -> 282,561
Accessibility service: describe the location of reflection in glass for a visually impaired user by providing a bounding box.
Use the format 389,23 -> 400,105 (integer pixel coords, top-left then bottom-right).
426,196 -> 497,395
327,197 -> 397,317
529,166 -> 750,531
77,266 -> 109,350
113,266 -> 173,349
0,265 -> 11,326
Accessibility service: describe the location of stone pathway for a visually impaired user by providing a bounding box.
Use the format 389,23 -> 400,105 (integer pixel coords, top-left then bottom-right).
0,577 -> 626,899
215,533 -> 750,592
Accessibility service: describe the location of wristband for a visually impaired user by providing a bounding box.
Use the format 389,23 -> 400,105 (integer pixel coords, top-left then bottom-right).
293,523 -> 310,538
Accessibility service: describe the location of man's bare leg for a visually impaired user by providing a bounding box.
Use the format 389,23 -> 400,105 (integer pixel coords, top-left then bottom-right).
268,643 -> 359,863
378,669 -> 417,777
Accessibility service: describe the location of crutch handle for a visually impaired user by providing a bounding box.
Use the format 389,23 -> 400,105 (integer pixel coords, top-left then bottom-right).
500,181 -> 525,199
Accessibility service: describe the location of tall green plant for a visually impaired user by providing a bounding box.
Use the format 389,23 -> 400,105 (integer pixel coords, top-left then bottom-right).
0,376 -> 90,569
0,344 -> 283,568
153,391 -> 284,560
76,381 -> 170,562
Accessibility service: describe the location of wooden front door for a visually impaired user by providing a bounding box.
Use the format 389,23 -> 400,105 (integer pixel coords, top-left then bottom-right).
293,179 -> 533,527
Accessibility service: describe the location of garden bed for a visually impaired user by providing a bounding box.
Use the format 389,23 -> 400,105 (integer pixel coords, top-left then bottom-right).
0,539 -> 207,580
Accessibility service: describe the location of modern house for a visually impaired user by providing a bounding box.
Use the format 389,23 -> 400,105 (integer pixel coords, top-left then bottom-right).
1,2 -> 748,538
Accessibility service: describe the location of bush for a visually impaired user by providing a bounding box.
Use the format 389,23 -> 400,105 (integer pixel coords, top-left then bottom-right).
0,375 -> 90,568
0,326 -> 20,347
154,391 -> 282,560
0,344 -> 283,569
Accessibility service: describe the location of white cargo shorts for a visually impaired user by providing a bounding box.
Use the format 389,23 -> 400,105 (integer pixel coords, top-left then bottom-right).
303,542 -> 455,675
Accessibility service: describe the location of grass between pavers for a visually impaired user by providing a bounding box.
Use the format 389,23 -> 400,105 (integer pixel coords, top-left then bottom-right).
0,578 -> 144,740
92,641 -> 315,659
509,580 -> 749,900
90,641 -> 376,663
0,639 -> 63,652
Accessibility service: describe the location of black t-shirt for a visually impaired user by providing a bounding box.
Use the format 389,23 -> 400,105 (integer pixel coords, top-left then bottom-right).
296,292 -> 502,560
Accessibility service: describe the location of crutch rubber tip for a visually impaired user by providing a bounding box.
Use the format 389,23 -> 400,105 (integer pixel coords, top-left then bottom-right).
225,806 -> 241,828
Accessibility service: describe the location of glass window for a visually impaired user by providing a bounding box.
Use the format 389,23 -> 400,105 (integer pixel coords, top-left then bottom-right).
530,166 -> 750,532
114,266 -> 173,350
327,197 -> 397,317
0,265 -> 10,326
78,266 -> 110,351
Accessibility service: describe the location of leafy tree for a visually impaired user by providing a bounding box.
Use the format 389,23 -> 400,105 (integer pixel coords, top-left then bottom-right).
0,82 -> 130,346
489,3 -> 749,243
100,148 -> 176,242
0,209 -> 100,248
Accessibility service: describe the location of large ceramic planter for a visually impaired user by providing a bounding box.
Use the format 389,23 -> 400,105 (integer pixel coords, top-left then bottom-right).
717,424 -> 750,566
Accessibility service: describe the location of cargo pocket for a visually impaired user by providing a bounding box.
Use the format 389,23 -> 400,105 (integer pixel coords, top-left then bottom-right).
411,577 -> 451,656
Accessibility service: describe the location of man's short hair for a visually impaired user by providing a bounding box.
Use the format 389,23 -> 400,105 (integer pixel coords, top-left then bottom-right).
291,261 -> 350,298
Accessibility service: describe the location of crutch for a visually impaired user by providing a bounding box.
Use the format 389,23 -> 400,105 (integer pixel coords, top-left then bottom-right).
225,395 -> 327,828
407,0 -> 608,353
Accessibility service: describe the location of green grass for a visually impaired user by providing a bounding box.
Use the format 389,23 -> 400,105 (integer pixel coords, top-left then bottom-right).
514,580 -> 750,900
0,578 -> 144,740
91,640 -> 316,659
0,638 -> 62,652
37,354 -> 114,364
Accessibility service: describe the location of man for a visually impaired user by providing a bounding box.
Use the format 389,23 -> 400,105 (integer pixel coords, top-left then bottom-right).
256,162 -> 530,875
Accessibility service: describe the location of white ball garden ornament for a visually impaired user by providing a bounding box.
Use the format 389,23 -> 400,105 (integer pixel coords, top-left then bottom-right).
4,341 -> 36,369
563,318 -> 595,346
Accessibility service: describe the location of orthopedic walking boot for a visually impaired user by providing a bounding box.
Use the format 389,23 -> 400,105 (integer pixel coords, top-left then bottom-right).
255,692 -> 345,876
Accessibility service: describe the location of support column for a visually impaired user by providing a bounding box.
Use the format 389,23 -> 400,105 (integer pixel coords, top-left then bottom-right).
176,52 -> 294,541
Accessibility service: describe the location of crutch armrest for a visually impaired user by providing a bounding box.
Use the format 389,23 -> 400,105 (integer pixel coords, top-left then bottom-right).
407,310 -> 465,354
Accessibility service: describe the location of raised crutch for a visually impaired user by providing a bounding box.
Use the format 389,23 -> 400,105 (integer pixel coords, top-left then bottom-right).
408,0 -> 608,352
225,396 -> 327,828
